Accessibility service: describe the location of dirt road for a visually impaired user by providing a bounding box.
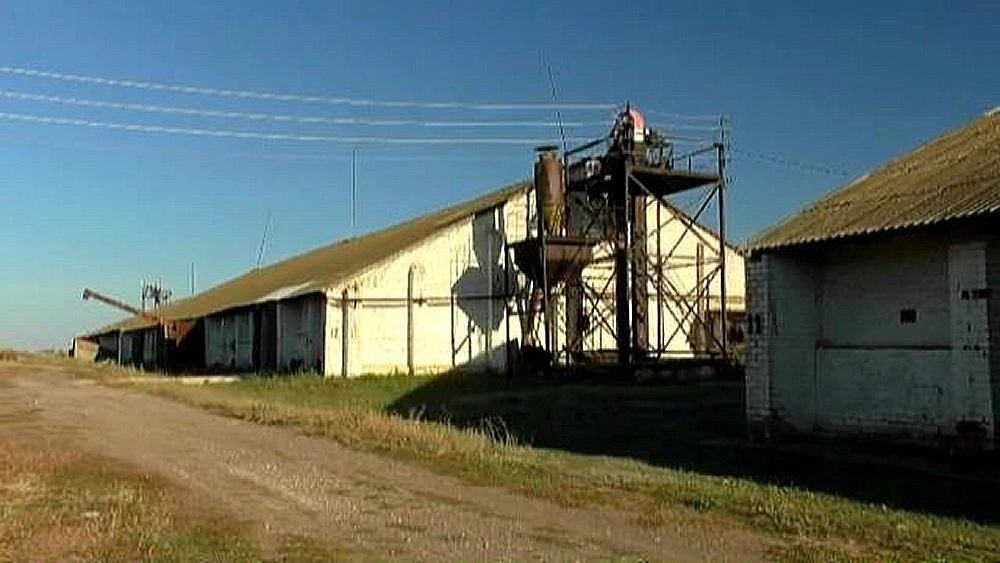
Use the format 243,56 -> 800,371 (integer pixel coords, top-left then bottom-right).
0,363 -> 769,561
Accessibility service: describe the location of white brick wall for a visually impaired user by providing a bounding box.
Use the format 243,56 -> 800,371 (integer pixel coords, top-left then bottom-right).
748,233 -> 997,442
822,238 -> 949,347
815,238 -> 951,434
769,253 -> 820,428
745,254 -> 772,422
816,349 -> 951,434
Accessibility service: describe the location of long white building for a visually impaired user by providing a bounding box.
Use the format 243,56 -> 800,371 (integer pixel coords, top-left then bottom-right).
82,182 -> 744,376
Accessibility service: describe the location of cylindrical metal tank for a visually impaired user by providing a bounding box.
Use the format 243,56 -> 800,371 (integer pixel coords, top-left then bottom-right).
534,149 -> 565,235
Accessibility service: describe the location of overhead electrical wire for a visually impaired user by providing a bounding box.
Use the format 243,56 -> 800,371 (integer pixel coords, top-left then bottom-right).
0,65 -> 617,111
0,110 -> 592,145
0,132 -> 532,162
648,122 -> 729,133
0,66 -> 727,149
0,89 -> 723,139
0,87 -> 723,139
730,147 -> 852,177
644,109 -> 722,122
0,89 -> 609,128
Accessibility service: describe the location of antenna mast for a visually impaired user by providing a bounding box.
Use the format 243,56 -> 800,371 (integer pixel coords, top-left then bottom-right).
256,212 -> 272,268
545,63 -> 568,156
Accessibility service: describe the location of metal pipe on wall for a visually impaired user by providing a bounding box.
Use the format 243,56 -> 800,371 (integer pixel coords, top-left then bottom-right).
656,201 -> 663,357
407,266 -> 415,376
450,262 -> 457,368
504,242 -> 512,376
341,289 -> 350,377
696,242 -> 705,353
486,211 -> 494,368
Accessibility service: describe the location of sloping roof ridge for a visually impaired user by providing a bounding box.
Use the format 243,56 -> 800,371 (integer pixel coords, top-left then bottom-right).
167,180 -> 527,305
750,130 -> 952,249
81,181 -> 529,336
748,110 -> 1000,250
321,181 -> 529,292
238,180 -> 527,285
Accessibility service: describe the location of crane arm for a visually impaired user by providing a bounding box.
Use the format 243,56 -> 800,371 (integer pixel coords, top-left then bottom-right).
82,288 -> 158,321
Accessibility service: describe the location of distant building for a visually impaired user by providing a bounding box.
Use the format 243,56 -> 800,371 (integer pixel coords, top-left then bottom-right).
81,182 -> 743,376
745,109 -> 1000,448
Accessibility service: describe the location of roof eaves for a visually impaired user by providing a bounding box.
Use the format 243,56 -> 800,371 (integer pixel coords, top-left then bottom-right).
748,205 -> 1000,253
747,110 -> 1000,251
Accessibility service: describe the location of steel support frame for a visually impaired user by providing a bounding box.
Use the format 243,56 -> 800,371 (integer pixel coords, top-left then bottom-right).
626,171 -> 728,359
516,136 -> 730,368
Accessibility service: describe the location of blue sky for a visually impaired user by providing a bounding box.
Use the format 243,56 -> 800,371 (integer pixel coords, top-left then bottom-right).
1,1 -> 997,349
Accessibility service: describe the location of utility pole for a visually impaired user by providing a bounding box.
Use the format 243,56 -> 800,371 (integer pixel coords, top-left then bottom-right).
351,149 -> 358,234
717,115 -> 728,360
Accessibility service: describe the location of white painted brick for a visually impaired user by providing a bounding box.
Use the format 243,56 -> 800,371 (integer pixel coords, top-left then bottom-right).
753,234 -> 997,442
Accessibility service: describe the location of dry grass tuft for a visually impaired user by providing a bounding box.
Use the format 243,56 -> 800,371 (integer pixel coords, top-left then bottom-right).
159,387 -> 521,465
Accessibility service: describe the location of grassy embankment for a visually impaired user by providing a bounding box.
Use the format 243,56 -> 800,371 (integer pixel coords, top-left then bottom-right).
88,365 -> 1000,562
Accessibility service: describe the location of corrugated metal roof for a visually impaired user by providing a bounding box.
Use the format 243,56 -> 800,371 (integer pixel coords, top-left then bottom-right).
749,110 -> 1000,251
85,182 -> 528,336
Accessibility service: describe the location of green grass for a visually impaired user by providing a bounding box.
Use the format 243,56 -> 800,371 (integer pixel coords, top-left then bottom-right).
112,370 -> 1000,562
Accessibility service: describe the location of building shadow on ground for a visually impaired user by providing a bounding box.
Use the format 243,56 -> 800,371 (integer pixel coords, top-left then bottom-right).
386,371 -> 1000,525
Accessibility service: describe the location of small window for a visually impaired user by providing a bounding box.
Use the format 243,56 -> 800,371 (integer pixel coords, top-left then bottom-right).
900,309 -> 917,324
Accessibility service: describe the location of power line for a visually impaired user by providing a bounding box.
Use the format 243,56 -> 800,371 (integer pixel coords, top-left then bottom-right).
644,109 -> 722,122
0,132 -> 531,161
0,88 -> 720,138
731,147 -> 853,177
648,122 -> 730,133
0,89 -> 609,128
0,65 -> 617,111
0,110 -> 588,145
